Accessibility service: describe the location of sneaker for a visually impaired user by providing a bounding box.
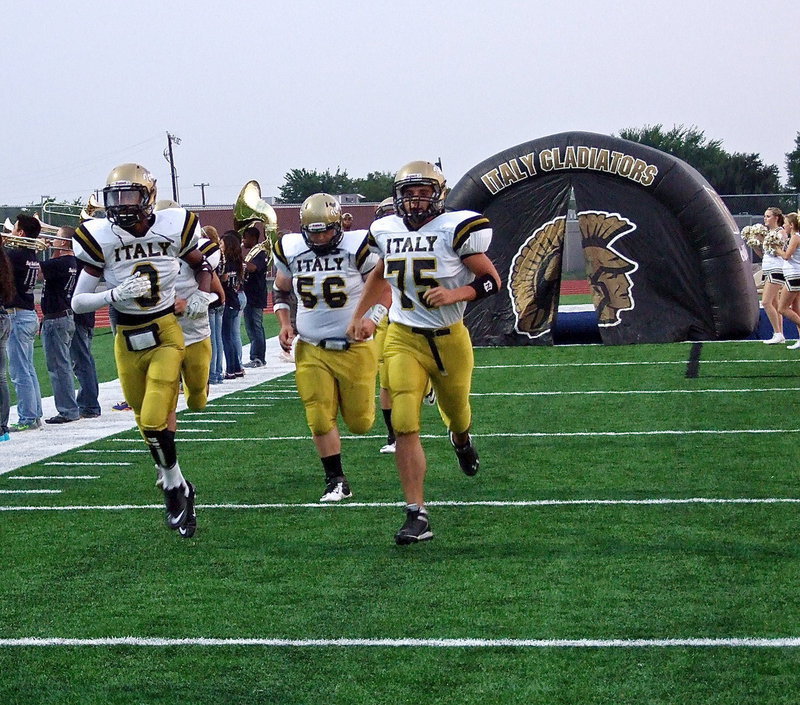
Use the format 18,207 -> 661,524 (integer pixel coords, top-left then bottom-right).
80,411 -> 101,418
112,400 -> 132,411
423,385 -> 437,406
395,506 -> 433,545
178,482 -> 197,538
0,432 -> 9,442
319,477 -> 353,502
9,419 -> 42,432
163,483 -> 191,531
787,341 -> 800,350
243,360 -> 264,368
379,441 -> 396,454
450,432 -> 479,476
45,414 -> 77,425
764,333 -> 786,345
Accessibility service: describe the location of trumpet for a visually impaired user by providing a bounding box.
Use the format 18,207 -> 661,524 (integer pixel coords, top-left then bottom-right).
234,180 -> 279,263
1,232 -> 49,251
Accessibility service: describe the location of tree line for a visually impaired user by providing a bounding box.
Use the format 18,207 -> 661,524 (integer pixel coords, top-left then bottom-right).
275,126 -> 800,204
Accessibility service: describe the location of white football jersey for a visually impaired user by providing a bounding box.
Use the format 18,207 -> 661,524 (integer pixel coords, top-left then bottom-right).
368,210 -> 492,329
273,229 -> 377,345
175,236 -> 221,345
73,208 -> 200,317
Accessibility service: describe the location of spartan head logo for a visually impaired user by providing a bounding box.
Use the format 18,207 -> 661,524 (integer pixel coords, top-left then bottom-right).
579,211 -> 638,326
508,216 -> 565,338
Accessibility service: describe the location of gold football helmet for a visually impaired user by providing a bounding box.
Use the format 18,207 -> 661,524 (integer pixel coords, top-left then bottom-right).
103,163 -> 157,228
154,199 -> 180,211
300,193 -> 343,255
393,160 -> 446,226
374,197 -> 395,219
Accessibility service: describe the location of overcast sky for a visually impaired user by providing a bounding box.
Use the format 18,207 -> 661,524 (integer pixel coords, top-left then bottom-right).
2,0 -> 797,208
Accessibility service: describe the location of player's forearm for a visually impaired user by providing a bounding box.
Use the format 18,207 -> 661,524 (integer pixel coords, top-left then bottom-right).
71,289 -> 114,314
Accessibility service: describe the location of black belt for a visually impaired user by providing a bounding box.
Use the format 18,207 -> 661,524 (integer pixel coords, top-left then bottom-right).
115,305 -> 175,326
410,326 -> 451,376
43,309 -> 72,320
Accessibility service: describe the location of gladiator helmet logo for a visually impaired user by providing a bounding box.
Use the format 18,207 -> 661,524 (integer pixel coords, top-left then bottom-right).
579,211 -> 638,326
508,217 -> 566,339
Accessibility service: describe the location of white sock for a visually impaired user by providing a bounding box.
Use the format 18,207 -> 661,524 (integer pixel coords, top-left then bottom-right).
160,462 -> 187,492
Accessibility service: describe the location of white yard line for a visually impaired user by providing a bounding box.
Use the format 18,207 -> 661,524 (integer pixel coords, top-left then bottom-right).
0,338 -> 294,475
9,476 -> 99,480
1,636 -> 798,648
1,497 -> 797,512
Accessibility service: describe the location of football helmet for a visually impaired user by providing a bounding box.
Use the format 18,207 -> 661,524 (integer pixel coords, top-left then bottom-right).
374,197 -> 395,219
300,193 -> 343,255
393,160 -> 446,226
154,199 -> 179,211
103,163 -> 157,228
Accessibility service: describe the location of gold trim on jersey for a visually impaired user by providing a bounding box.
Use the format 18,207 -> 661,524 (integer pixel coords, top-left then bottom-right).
367,229 -> 378,250
179,211 -> 198,255
355,234 -> 371,269
199,240 -> 219,258
453,215 -> 490,252
73,223 -> 105,264
273,238 -> 289,268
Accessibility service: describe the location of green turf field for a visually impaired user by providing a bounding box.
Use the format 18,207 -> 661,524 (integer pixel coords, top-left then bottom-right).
2,340 -> 799,703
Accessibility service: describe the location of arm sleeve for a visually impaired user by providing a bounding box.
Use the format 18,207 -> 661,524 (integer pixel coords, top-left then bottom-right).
70,269 -> 113,314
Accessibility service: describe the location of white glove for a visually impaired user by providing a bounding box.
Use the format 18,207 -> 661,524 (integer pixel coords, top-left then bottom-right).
110,273 -> 152,302
184,290 -> 217,319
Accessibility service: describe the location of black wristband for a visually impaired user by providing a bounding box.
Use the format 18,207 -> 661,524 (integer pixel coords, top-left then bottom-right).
468,273 -> 499,300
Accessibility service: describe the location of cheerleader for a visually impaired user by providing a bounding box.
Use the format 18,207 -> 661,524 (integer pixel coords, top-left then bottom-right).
775,212 -> 800,348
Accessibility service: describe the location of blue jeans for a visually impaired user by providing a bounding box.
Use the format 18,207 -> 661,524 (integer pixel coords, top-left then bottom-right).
42,314 -> 79,419
243,303 -> 266,362
8,309 -> 42,424
70,323 -> 101,416
208,306 -> 224,382
236,292 -> 246,362
222,306 -> 243,374
0,314 -> 10,434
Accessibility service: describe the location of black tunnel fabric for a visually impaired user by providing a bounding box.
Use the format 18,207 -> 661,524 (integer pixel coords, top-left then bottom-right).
447,131 -> 759,346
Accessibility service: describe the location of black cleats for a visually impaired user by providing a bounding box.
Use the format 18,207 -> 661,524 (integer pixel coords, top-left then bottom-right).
450,432 -> 479,476
178,482 -> 197,538
163,481 -> 196,536
394,506 -> 433,545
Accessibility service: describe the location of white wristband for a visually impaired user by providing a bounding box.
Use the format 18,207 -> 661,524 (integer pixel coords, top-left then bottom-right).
368,304 -> 388,325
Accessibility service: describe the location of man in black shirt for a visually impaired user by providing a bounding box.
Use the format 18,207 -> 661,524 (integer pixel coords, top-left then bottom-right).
7,214 -> 43,431
70,259 -> 101,418
40,227 -> 80,423
241,226 -> 267,367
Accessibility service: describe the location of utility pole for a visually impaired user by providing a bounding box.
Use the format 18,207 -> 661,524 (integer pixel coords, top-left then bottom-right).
164,132 -> 182,202
193,182 -> 209,205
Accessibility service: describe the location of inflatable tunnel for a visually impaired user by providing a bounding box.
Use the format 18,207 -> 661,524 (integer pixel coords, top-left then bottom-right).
447,131 -> 760,345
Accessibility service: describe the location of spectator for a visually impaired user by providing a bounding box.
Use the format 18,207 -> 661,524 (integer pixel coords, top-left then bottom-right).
341,212 -> 354,231
7,214 -> 43,432
70,260 -> 101,418
241,226 -> 267,368
220,231 -> 245,379
202,226 -> 225,384
40,226 -> 80,424
0,241 -> 14,441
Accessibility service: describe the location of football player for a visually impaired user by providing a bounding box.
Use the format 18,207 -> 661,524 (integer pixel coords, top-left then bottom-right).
273,193 -> 389,502
71,164 -> 215,538
347,161 -> 501,545
370,197 -> 436,455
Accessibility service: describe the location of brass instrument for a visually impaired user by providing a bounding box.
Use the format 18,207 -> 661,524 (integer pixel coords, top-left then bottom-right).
1,232 -> 49,251
234,180 -> 279,264
80,193 -> 105,221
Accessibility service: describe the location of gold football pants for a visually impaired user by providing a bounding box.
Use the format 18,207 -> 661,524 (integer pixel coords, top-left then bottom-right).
114,313 -> 185,434
181,337 -> 212,411
383,320 -> 473,435
294,339 -> 377,436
